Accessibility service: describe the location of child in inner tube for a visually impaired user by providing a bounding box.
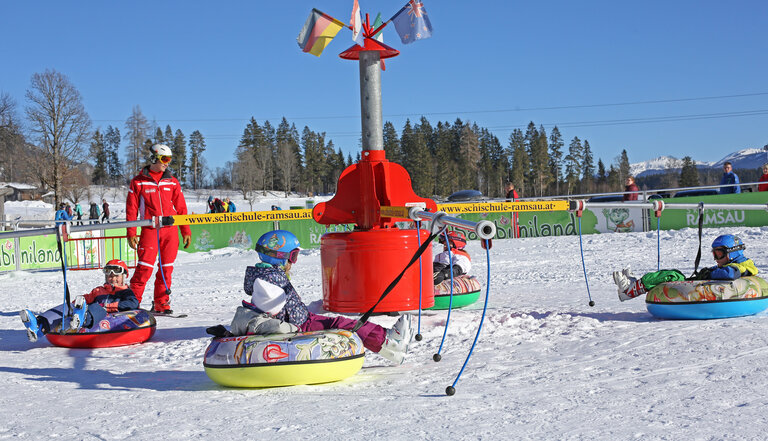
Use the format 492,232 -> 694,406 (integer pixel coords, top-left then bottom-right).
19,259 -> 139,342
207,230 -> 415,364
433,230 -> 472,285
612,234 -> 758,302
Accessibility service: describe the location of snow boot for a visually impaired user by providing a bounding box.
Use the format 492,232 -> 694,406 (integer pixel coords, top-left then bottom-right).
613,270 -> 647,302
20,309 -> 41,342
151,302 -> 173,315
70,295 -> 87,330
378,314 -> 414,364
378,338 -> 406,365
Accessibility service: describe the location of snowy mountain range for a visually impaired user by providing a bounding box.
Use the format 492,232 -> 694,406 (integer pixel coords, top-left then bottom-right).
630,148 -> 768,178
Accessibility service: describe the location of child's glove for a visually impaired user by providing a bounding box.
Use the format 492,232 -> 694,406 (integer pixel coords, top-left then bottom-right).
696,267 -> 712,280
104,302 -> 119,313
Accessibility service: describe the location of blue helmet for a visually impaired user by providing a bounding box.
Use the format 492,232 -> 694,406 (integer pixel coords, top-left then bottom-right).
256,230 -> 301,266
711,234 -> 745,261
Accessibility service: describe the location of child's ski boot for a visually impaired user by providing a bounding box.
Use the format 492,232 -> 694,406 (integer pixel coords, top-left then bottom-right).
20,309 -> 41,342
379,314 -> 414,364
70,295 -> 87,331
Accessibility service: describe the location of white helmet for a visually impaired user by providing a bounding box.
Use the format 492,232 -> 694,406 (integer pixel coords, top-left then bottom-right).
148,144 -> 172,164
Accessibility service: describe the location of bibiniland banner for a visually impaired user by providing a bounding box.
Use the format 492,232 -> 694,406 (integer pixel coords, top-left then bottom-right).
3,193 -> 767,272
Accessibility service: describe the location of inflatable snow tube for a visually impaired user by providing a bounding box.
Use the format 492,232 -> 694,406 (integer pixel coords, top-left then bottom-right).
645,276 -> 768,320
44,309 -> 156,348
203,329 -> 365,388
429,275 -> 482,310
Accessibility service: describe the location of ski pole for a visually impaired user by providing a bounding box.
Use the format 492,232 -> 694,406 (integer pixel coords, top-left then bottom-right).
445,238 -> 492,396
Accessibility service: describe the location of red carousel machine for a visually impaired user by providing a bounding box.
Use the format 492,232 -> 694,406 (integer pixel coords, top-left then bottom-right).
312,27 -> 437,313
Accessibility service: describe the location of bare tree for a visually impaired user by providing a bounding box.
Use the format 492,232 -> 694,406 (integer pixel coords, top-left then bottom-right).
0,92 -> 27,182
62,165 -> 90,204
25,69 -> 91,206
232,145 -> 261,210
276,142 -> 297,197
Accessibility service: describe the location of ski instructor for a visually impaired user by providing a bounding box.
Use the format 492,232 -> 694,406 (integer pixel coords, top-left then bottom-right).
126,144 -> 191,314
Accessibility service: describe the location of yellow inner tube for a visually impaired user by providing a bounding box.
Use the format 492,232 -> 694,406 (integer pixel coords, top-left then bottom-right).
205,355 -> 365,388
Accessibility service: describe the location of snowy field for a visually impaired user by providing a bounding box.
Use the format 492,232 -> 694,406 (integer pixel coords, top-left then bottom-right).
2,221 -> 768,440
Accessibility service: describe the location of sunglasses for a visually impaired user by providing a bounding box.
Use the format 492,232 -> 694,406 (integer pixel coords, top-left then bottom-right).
712,247 -> 728,260
155,155 -> 172,164
255,244 -> 300,264
103,265 -> 126,276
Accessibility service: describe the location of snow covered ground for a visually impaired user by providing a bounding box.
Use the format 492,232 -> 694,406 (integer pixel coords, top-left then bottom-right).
2,215 -> 768,439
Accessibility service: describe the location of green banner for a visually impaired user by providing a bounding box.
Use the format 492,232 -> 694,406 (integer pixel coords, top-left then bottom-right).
653,192 -> 768,229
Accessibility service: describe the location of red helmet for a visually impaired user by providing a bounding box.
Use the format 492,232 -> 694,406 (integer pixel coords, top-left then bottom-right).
439,231 -> 467,250
104,259 -> 129,277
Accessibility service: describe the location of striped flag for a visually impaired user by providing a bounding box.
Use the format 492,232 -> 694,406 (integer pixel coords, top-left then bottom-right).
297,9 -> 345,57
351,0 -> 364,46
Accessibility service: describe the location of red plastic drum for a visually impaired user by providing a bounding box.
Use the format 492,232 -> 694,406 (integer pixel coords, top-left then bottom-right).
321,229 -> 434,313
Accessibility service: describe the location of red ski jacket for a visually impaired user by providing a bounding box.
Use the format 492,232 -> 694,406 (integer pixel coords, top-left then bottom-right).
83,283 -> 139,312
126,167 -> 191,238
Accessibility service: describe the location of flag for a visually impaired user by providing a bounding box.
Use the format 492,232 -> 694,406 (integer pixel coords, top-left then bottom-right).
372,12 -> 384,42
297,9 -> 345,57
351,0 -> 364,46
390,0 -> 433,44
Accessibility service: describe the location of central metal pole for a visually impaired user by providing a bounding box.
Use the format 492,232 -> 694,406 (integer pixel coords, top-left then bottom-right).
358,51 -> 383,151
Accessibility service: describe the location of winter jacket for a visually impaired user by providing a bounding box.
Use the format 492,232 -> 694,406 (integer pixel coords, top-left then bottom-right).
719,171 -> 741,194
705,256 -> 758,280
227,201 -> 236,212
55,210 -> 72,221
434,248 -> 472,275
243,263 -> 309,327
126,166 -> 191,238
74,204 -> 83,216
758,174 -> 768,192
83,283 -> 139,313
102,202 -> 110,218
623,183 -> 640,201
89,203 -> 101,219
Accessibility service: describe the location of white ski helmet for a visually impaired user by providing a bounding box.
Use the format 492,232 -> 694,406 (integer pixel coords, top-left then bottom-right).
149,144 -> 172,163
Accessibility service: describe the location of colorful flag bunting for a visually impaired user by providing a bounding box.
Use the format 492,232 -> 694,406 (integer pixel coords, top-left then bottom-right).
297,8 -> 345,57
351,0 -> 364,46
372,12 -> 384,42
390,0 -> 433,44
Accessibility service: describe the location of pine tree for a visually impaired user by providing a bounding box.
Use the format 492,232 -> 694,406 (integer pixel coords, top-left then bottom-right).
581,139 -> 595,193
596,159 -> 607,192
382,121 -> 401,164
564,137 -> 583,194
458,122 -> 480,189
618,149 -> 631,185
509,129 -> 528,197
188,130 -> 206,189
154,127 -> 165,146
90,129 -> 108,185
548,126 -> 564,195
433,121 -> 458,195
104,125 -> 122,184
679,156 -> 699,187
172,129 -> 187,183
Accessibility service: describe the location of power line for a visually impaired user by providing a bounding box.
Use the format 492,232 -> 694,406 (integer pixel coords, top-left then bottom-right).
90,91 -> 768,124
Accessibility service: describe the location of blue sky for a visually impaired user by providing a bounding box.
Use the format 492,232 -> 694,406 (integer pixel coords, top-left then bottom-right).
2,0 -> 767,172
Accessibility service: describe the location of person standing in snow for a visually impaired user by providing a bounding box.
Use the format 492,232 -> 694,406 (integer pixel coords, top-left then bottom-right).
612,234 -> 757,301
623,176 -> 639,201
758,164 -> 768,192
225,197 -> 236,212
208,230 -> 415,364
101,199 -> 110,223
89,202 -> 101,223
126,144 -> 191,314
19,259 -> 139,342
719,162 -> 741,194
74,202 -> 84,225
